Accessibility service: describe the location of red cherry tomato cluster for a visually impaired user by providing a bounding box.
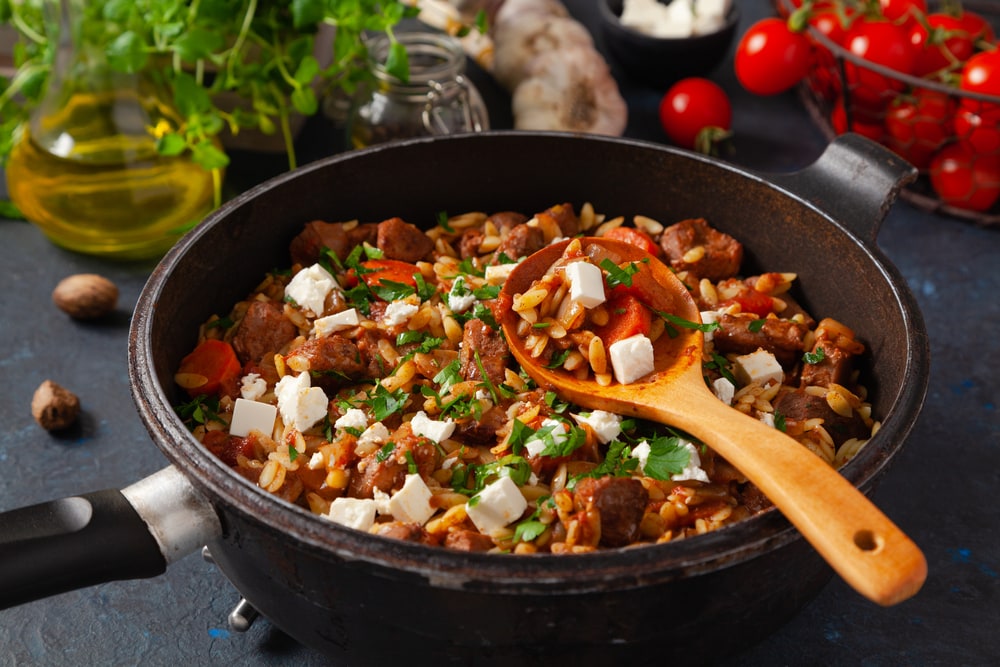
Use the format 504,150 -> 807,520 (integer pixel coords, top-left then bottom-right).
744,0 -> 1000,215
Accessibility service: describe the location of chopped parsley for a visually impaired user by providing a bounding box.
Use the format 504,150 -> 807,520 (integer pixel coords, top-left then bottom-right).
580,440 -> 639,479
654,309 -> 720,339
600,258 -> 644,289
288,445 -> 299,462
371,278 -> 415,302
452,454 -> 532,496
375,441 -> 395,462
544,349 -> 570,369
359,383 -> 408,422
774,411 -> 787,432
175,394 -> 224,430
436,210 -> 454,233
638,436 -> 691,481
704,352 -> 736,386
803,347 -> 827,365
748,318 -> 765,333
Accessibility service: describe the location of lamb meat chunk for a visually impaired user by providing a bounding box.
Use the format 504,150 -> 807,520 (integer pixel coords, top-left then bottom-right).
289,220 -> 378,266
659,217 -> 743,281
491,222 -> 546,262
487,211 -> 529,233
231,300 -> 298,365
347,424 -> 438,499
456,405 -> 509,445
285,335 -> 369,392
538,202 -> 579,236
459,228 -> 485,258
377,217 -> 434,262
713,313 -> 808,367
444,529 -> 495,552
574,476 -> 649,548
773,388 -> 870,448
800,339 -> 857,388
459,318 -> 510,386
373,522 -> 437,545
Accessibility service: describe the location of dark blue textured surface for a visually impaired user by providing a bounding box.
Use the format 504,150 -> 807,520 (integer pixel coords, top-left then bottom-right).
1,1 -> 997,664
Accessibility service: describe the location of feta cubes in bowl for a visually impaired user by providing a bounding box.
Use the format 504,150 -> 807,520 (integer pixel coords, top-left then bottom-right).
598,0 -> 740,88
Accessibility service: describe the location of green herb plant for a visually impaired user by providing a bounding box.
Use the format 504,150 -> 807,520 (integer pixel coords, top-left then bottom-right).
0,0 -> 416,204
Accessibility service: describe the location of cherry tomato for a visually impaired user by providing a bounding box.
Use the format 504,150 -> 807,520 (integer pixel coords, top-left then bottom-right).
954,106 -> 1000,155
658,77 -> 732,152
960,50 -> 1000,98
721,290 -> 774,318
957,10 -> 994,43
805,4 -> 856,100
842,19 -> 919,119
883,89 -> 955,169
908,14 -> 976,78
603,226 -> 658,256
831,97 -> 884,142
958,51 -> 1000,149
929,144 -> 1000,213
878,0 -> 926,22
734,18 -> 813,96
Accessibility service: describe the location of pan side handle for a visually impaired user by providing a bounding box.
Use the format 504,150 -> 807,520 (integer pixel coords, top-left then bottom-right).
0,467 -> 220,610
766,133 -> 918,244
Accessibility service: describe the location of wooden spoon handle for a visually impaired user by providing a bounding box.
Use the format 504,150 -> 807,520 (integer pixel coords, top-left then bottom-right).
649,391 -> 926,606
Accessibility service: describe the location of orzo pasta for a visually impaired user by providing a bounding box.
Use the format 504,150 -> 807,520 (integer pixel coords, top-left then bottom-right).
174,203 -> 877,553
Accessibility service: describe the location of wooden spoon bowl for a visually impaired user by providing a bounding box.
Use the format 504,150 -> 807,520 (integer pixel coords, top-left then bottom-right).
497,237 -> 926,606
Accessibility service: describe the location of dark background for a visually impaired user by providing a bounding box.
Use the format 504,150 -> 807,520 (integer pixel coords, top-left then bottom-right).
1,0 -> 997,664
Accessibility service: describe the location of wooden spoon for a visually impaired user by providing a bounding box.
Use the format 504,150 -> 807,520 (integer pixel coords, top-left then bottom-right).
497,237 -> 926,606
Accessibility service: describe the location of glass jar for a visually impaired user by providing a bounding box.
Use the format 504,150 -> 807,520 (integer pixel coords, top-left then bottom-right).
347,31 -> 489,149
5,0 -> 218,260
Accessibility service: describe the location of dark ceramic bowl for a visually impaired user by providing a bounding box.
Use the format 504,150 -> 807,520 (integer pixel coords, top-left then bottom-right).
598,0 -> 740,89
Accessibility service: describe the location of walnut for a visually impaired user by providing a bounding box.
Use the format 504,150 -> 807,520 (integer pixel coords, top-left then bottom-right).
31,380 -> 81,431
52,273 -> 119,319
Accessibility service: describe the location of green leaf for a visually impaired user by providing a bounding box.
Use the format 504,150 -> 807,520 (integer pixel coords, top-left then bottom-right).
192,140 -> 229,170
294,55 -> 320,85
173,72 -> 213,117
291,0 -> 325,28
156,133 -> 187,157
173,28 -> 225,62
107,31 -> 148,73
291,86 -> 318,115
513,519 -> 546,543
600,258 -> 641,289
641,436 -> 691,481
384,40 -> 409,82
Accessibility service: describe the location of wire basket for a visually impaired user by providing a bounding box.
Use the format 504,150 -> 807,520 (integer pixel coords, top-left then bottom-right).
777,0 -> 1000,227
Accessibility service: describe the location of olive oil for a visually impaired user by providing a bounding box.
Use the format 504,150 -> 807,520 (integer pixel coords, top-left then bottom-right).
7,90 -> 216,260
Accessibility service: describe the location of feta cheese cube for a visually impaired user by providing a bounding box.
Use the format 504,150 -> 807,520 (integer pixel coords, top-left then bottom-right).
523,418 -> 568,458
565,260 -> 606,309
466,476 -> 528,534
229,398 -> 277,438
388,474 -> 435,525
326,497 -> 377,532
357,422 -> 391,450
240,372 -> 267,401
313,308 -> 360,338
700,310 -> 720,343
672,441 -> 710,483
447,278 -> 476,314
608,334 -> 656,385
334,408 -> 369,432
760,412 -> 775,428
285,263 -> 338,316
383,300 -> 419,326
733,349 -> 785,388
631,440 -> 651,470
274,372 -> 329,432
410,411 -> 456,443
484,263 -> 517,285
572,410 -> 622,444
712,376 -> 735,405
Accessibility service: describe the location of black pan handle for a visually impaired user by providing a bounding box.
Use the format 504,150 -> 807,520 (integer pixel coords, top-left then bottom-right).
0,467 -> 220,610
766,133 -> 918,245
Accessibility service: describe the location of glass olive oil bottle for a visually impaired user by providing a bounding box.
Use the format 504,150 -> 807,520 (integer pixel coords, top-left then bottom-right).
6,0 -> 217,260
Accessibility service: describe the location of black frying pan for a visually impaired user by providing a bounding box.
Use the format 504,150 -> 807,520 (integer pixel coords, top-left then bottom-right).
0,132 -> 928,665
